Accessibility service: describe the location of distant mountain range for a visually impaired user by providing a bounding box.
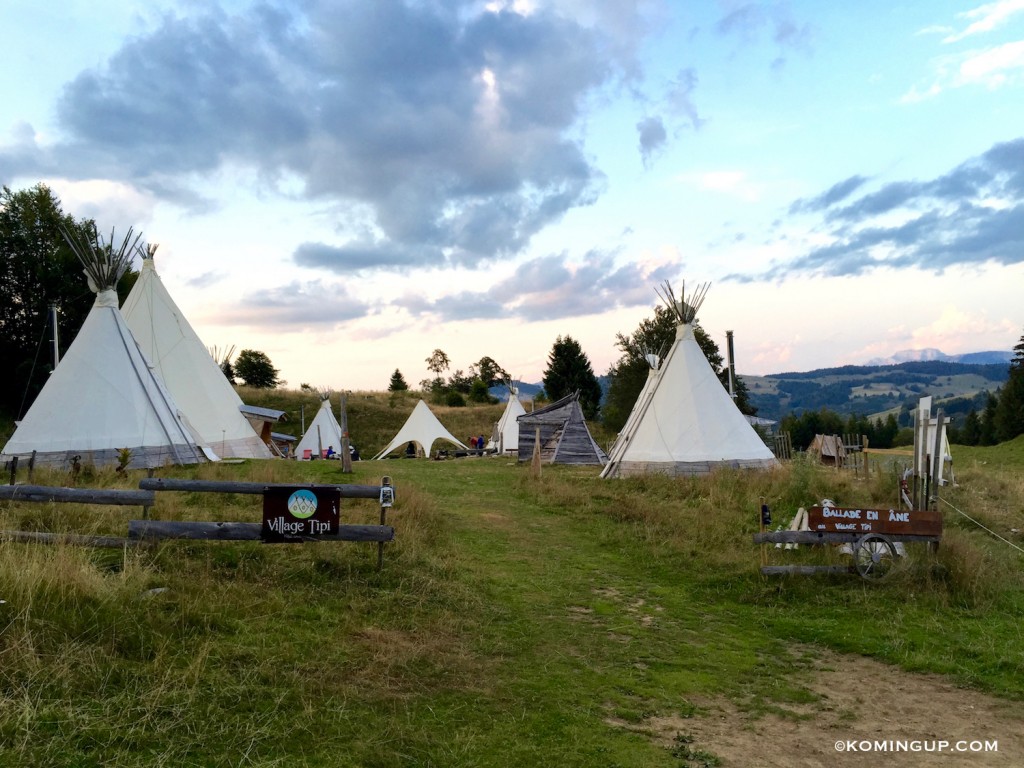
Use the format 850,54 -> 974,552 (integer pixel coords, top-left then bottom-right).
493,350 -> 1013,424
744,356 -> 1011,423
866,349 -> 1012,366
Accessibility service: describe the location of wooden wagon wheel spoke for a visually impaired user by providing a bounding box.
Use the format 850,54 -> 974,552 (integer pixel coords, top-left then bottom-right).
853,533 -> 899,581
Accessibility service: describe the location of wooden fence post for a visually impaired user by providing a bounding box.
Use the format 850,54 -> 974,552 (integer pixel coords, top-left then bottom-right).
530,427 -> 542,478
142,468 -> 155,519
378,476 -> 394,571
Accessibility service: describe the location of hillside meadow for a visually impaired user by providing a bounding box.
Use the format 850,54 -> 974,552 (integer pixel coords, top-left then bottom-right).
1,391 -> 1023,765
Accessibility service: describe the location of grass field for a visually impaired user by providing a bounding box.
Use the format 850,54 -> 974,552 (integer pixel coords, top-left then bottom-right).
1,396 -> 1023,765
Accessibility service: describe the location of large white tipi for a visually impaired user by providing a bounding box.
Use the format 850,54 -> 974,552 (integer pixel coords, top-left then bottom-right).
1,229 -> 206,469
295,394 -> 344,459
121,247 -> 272,459
486,385 -> 526,454
373,400 -> 468,459
601,281 -> 779,478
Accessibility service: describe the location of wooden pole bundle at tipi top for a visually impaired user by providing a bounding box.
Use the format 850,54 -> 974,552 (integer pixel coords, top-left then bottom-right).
654,279 -> 710,325
1,226 -> 206,469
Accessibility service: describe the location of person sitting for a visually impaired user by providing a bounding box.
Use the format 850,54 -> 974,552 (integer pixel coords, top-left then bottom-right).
350,444 -> 360,461
325,445 -> 336,459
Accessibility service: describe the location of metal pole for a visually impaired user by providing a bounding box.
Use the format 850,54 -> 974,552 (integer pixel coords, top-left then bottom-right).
340,393 -> 352,473
50,304 -> 60,369
725,330 -> 736,398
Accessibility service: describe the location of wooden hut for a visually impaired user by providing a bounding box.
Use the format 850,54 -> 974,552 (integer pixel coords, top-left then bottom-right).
808,433 -> 847,467
517,392 -> 608,466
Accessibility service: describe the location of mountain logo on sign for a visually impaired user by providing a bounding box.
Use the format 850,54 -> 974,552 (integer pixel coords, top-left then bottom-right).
287,489 -> 318,519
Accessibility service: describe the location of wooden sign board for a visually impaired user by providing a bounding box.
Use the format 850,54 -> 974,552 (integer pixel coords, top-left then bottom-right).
262,487 -> 340,541
807,505 -> 942,537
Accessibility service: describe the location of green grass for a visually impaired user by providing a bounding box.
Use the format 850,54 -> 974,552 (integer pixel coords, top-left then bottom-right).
1,420 -> 1024,764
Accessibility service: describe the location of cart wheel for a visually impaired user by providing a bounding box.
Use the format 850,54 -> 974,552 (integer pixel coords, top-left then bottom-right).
853,534 -> 898,581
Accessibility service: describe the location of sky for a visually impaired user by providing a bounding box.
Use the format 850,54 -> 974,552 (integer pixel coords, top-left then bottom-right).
2,0 -> 1023,391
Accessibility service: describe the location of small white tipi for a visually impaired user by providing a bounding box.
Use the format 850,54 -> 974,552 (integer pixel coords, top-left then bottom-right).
1,228 -> 206,469
373,400 -> 468,459
296,394 -> 344,459
601,281 -> 779,478
487,385 -> 526,454
121,246 -> 272,459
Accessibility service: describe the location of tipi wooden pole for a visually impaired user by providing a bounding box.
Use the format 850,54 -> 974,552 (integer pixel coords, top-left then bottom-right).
530,427 -> 542,479
7,456 -> 17,486
340,393 -> 352,473
317,425 -> 323,460
759,497 -> 768,570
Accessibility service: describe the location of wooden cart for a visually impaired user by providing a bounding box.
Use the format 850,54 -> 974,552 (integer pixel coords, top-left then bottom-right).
754,504 -> 942,580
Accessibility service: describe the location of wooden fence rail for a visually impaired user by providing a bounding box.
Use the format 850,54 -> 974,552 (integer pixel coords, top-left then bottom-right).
0,484 -> 155,506
128,520 -> 393,543
137,478 -> 381,498
1,477 -> 397,568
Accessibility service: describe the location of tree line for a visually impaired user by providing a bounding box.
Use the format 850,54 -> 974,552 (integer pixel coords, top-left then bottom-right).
4,182 -> 1022,449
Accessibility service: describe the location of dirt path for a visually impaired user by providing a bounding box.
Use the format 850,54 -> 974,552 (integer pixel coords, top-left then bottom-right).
619,650 -> 1024,766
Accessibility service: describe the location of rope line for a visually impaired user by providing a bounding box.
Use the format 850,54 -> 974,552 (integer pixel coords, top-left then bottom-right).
938,497 -> 1024,555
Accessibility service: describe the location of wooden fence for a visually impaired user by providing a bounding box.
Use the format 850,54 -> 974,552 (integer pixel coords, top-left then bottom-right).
0,475 -> 397,569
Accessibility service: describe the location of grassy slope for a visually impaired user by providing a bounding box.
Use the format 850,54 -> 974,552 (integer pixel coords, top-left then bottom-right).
1,402 -> 1023,765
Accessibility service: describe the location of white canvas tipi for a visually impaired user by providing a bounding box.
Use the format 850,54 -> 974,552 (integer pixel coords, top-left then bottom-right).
601,281 -> 779,478
1,229 -> 206,469
487,386 -> 526,454
296,395 -> 344,459
121,247 -> 272,459
373,400 -> 468,459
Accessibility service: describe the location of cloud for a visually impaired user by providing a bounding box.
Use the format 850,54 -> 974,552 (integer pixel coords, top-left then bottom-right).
185,271 -> 225,289
733,138 -> 1024,281
664,68 -> 703,129
293,241 -> 440,273
213,280 -> 372,328
390,250 -> 676,321
714,2 -> 814,67
789,175 -> 871,214
903,41 -> 1024,101
943,0 -> 1024,43
636,116 -> 667,168
0,1 -> 655,272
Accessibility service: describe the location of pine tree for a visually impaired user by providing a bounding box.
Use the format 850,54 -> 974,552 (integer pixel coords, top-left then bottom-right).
542,335 -> 602,419
388,369 -> 409,391
979,392 -> 999,446
994,328 -> 1024,442
960,409 -> 981,446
